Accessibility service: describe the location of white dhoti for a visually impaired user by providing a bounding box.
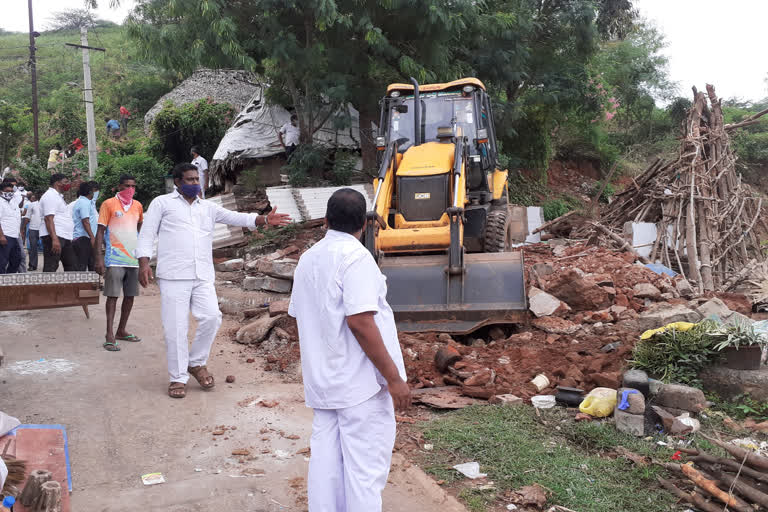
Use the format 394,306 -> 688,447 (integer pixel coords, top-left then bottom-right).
308,387 -> 396,512
157,278 -> 222,383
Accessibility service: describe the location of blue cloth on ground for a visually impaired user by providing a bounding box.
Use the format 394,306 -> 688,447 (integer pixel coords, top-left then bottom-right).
618,389 -> 640,411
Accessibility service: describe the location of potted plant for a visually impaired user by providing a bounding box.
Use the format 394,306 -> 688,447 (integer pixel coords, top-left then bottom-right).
707,320 -> 766,370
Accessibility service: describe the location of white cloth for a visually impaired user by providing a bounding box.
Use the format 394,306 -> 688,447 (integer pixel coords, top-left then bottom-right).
0,197 -> 21,238
39,188 -> 74,240
308,387 -> 396,512
191,155 -> 208,189
24,200 -> 42,230
157,278 -> 222,383
288,229 -> 406,410
279,122 -> 300,147
0,456 -> 6,493
136,190 -> 258,282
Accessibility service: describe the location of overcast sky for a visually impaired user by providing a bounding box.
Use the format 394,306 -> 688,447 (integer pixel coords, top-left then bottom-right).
3,0 -> 767,102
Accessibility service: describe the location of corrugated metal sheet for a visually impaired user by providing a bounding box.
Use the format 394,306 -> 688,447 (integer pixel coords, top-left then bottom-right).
265,186 -> 303,222
210,194 -> 247,249
299,185 -> 373,221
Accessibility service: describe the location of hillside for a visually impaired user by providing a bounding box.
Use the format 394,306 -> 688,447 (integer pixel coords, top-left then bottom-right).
0,25 -> 179,163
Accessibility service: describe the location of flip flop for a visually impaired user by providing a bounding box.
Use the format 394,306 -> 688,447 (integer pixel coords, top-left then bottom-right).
116,334 -> 142,342
103,340 -> 121,352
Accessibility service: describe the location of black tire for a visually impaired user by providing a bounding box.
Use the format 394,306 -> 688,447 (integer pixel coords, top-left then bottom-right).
484,207 -> 512,252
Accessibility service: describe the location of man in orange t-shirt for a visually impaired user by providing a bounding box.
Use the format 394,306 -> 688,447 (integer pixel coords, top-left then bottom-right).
119,106 -> 131,133
93,174 -> 144,352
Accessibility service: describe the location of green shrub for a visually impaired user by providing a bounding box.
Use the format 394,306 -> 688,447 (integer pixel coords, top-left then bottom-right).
507,171 -> 549,206
284,144 -> 328,186
329,151 -> 357,186
629,321 -> 720,387
590,180 -> 616,203
542,198 -> 574,221
14,158 -> 50,195
94,153 -> 167,207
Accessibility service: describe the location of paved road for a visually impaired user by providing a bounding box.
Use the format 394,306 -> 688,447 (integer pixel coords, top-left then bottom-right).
0,289 -> 465,511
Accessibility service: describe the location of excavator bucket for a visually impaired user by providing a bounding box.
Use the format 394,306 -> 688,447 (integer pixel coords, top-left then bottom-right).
380,250 -> 527,334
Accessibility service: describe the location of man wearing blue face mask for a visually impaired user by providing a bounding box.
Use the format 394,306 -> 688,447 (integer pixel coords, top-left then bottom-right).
136,163 -> 292,398
72,181 -> 100,271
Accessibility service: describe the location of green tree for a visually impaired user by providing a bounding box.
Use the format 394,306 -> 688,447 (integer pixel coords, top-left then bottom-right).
0,102 -> 31,170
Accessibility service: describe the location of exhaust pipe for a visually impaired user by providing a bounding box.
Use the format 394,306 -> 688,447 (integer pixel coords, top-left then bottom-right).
410,77 -> 421,146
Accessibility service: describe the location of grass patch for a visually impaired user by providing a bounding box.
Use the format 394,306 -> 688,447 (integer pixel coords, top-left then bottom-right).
248,224 -> 301,251
421,405 -> 676,512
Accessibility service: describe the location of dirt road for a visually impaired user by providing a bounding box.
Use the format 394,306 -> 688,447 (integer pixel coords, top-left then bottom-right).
0,289 -> 464,511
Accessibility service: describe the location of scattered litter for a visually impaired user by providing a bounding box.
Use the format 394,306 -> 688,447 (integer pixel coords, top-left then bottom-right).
232,449 -> 250,456
530,374 -> 550,392
507,505 -> 518,511
423,444 -> 433,451
731,438 -> 768,455
677,417 -> 700,433
141,473 -> 166,486
617,389 -> 639,411
453,462 -> 487,479
274,450 -> 292,459
578,388 -> 617,418
225,375 -> 236,383
531,395 -> 556,409
194,468 -> 203,472
644,263 -> 677,277
510,484 -> 548,508
258,400 -> 280,408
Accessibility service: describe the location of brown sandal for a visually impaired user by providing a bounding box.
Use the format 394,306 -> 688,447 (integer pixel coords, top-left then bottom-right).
188,365 -> 215,390
168,382 -> 186,399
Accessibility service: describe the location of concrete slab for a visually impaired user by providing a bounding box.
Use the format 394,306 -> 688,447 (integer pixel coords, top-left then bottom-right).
701,366 -> 768,401
0,290 -> 464,512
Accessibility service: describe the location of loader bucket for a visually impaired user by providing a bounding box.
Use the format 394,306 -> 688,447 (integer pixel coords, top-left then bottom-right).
379,250 -> 527,334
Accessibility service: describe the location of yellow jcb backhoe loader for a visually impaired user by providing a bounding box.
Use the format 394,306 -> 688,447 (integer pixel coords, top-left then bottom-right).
363,77 -> 527,334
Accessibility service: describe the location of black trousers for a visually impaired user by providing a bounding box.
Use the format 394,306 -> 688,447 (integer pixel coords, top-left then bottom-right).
28,229 -> 39,270
0,236 -> 21,274
42,235 -> 78,272
73,236 -> 94,271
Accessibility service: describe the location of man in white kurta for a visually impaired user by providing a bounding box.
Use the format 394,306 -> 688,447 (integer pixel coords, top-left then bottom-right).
136,163 -> 290,398
289,188 -> 411,511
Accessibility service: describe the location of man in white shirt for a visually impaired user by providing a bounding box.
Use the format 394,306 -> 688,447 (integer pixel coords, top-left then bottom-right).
40,173 -> 77,272
190,147 -> 208,198
0,181 -> 22,274
137,163 -> 291,398
288,188 -> 410,511
22,192 -> 41,271
278,114 -> 300,160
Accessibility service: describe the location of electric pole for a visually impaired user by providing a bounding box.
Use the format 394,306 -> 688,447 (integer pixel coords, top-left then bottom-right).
27,0 -> 39,156
80,27 -> 98,177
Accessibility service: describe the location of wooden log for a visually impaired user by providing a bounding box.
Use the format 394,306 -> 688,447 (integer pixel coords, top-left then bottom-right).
20,469 -> 52,507
589,222 -> 650,264
698,462 -> 768,509
531,210 -> 578,234
703,435 -> 768,472
688,453 -> 768,484
663,463 -> 751,511
35,480 -> 62,512
656,476 -> 722,512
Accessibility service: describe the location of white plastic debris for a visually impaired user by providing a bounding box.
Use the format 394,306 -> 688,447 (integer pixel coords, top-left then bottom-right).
423,444 -> 434,451
453,462 -> 487,479
731,438 -> 768,455
531,395 -> 556,409
678,417 -> 701,433
274,450 -> 292,459
507,505 -> 518,511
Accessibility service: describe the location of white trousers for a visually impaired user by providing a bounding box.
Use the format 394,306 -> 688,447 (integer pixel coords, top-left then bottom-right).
308,387 -> 396,512
157,278 -> 222,383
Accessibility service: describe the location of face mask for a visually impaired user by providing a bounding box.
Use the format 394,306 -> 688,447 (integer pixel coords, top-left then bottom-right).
180,183 -> 201,198
117,187 -> 135,205
0,192 -> 13,201
61,184 -> 72,192
12,185 -> 18,192
92,190 -> 100,202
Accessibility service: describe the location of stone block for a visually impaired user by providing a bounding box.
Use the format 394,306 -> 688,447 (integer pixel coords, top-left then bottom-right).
696,298 -> 732,320
622,369 -> 650,397
531,316 -> 579,334
532,263 -> 555,276
489,394 -> 523,406
543,269 -> 613,311
633,283 -> 662,300
255,258 -> 298,280
676,278 -> 694,298
243,276 -> 292,294
269,299 -> 291,317
700,366 -> 768,402
617,387 -> 646,415
215,258 -> 244,272
528,287 -> 570,318
654,383 -> 706,413
236,314 -> 281,344
615,409 -> 645,436
637,303 -> 702,331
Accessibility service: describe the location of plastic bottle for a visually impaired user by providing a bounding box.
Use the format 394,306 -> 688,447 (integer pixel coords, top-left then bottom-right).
1,495 -> 15,511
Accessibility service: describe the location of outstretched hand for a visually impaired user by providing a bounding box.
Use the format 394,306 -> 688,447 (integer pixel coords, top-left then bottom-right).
265,206 -> 292,227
